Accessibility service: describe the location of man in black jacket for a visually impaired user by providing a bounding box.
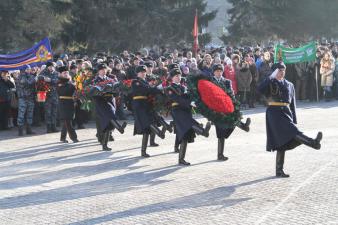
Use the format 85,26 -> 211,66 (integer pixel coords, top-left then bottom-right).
0,71 -> 15,130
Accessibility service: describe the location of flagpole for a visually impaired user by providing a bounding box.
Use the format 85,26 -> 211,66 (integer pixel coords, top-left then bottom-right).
193,9 -> 198,57
315,64 -> 319,102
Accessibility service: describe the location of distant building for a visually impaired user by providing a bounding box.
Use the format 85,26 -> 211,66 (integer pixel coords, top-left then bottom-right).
205,0 -> 231,47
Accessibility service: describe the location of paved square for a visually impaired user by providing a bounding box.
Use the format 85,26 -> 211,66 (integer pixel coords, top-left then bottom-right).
0,101 -> 337,225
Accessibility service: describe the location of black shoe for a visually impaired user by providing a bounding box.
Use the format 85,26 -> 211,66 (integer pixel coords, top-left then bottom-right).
141,152 -> 150,157
72,139 -> 79,143
204,121 -> 211,137
239,118 -> 251,132
109,134 -> 114,141
276,170 -> 290,178
60,139 -> 68,143
102,145 -> 112,151
315,132 -> 323,143
179,159 -> 190,166
217,155 -> 228,161
313,132 -> 322,150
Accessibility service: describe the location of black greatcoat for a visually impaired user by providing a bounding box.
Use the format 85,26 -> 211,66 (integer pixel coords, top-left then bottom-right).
92,76 -> 117,132
167,83 -> 197,143
211,76 -> 235,139
57,79 -> 76,120
258,77 -> 302,152
131,77 -> 162,135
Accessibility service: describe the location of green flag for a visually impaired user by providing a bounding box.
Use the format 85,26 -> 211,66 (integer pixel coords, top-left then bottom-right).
274,42 -> 316,64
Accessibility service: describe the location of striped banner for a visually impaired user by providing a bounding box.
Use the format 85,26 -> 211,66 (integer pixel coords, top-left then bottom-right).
0,37 -> 53,71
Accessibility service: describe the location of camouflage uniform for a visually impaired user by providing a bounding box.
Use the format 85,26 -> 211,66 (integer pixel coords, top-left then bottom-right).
16,72 -> 36,126
42,69 -> 59,129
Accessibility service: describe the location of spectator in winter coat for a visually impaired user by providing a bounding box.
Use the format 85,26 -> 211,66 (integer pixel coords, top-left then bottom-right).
223,56 -> 238,95
236,61 -> 253,107
320,51 -> 335,101
0,71 -> 15,130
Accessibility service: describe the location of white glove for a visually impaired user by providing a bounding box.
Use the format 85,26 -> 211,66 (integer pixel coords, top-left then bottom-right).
156,84 -> 163,90
190,101 -> 196,107
44,77 -> 51,82
269,69 -> 279,79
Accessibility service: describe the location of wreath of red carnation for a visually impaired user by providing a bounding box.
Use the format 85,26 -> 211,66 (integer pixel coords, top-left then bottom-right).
188,75 -> 242,128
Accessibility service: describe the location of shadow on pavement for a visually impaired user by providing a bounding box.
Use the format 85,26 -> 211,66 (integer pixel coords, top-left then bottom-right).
0,164 -> 181,209
68,176 -> 275,225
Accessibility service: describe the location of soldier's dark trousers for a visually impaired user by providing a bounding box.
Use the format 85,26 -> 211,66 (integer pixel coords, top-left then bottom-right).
74,101 -> 86,128
60,120 -> 77,141
17,98 -> 34,126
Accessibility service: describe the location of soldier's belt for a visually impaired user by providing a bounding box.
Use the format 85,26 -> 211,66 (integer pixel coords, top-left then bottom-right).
171,102 -> 179,107
59,96 -> 74,100
268,102 -> 289,106
133,96 -> 147,100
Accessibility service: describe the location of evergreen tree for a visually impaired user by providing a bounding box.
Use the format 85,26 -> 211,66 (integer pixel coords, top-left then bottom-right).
222,0 -> 338,45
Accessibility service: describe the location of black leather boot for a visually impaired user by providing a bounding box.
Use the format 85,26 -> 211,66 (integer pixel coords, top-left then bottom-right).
276,150 -> 289,178
110,120 -> 127,134
60,137 -> 68,143
237,118 -> 251,132
295,132 -> 322,150
217,138 -> 228,161
141,133 -> 150,157
192,121 -> 211,137
149,132 -> 159,147
150,124 -> 165,139
102,131 -> 112,151
179,140 -> 190,165
157,115 -> 173,133
26,124 -> 36,135
18,126 -> 24,136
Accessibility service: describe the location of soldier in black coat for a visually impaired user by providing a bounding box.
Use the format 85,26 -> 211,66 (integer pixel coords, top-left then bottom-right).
91,64 -> 127,151
258,62 -> 322,178
131,65 -> 165,157
167,68 -> 211,165
211,64 -> 251,161
57,66 -> 78,143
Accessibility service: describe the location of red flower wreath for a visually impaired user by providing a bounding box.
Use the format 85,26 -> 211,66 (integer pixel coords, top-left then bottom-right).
197,80 -> 234,114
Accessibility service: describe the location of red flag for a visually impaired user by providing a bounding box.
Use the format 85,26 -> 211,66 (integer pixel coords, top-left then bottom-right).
193,9 -> 199,56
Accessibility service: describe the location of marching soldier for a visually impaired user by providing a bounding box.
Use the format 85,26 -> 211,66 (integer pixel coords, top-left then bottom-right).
40,62 -> 59,133
166,68 -> 211,165
258,62 -> 322,178
57,66 -> 79,143
131,65 -> 166,157
145,63 -> 173,147
211,64 -> 251,161
91,63 -> 127,151
16,65 -> 36,136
